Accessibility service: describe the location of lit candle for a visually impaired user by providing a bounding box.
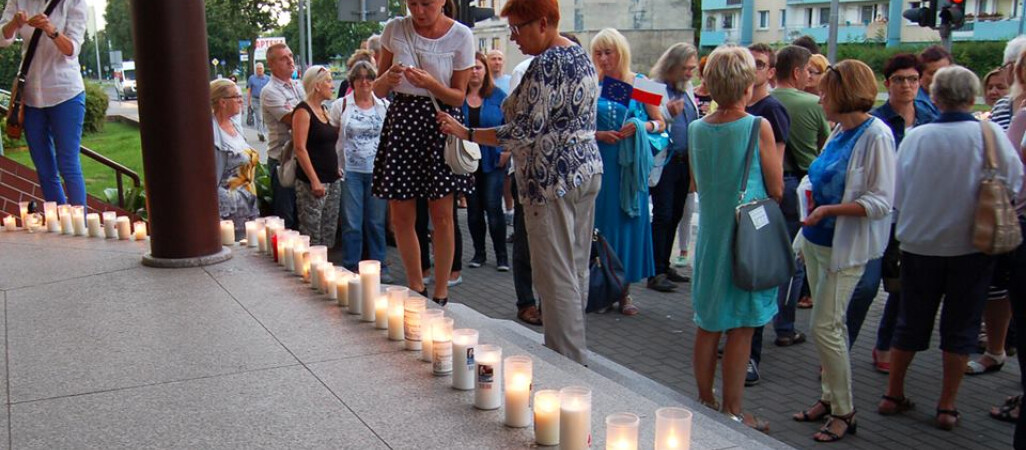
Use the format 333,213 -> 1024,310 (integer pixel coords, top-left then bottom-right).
309,261 -> 324,289
347,276 -> 362,316
375,295 -> 388,330
504,356 -> 533,428
72,206 -> 87,236
18,201 -> 28,224
86,213 -> 103,238
359,260 -> 380,323
335,271 -> 352,308
403,297 -> 426,350
605,413 -> 640,450
452,329 -> 478,390
220,220 -> 235,246
432,317 -> 454,376
133,221 -> 147,240
654,407 -> 692,450
560,386 -> 592,450
3,215 -> 17,231
102,212 -> 117,239
474,344 -> 503,410
45,202 -> 59,233
279,231 -> 295,268
388,292 -> 405,341
245,220 -> 261,248
534,390 -> 561,446
307,246 -> 328,284
291,236 -> 310,274
43,201 -> 57,217
261,216 -> 280,253
257,224 -> 269,252
420,310 -> 443,363
116,216 -> 131,240
58,205 -> 73,235
24,213 -> 42,232
319,262 -> 335,294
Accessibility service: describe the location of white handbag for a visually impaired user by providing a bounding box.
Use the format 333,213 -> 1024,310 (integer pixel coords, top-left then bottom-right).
276,138 -> 297,188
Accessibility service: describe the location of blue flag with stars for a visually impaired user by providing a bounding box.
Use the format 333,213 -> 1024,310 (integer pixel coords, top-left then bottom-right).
600,76 -> 633,107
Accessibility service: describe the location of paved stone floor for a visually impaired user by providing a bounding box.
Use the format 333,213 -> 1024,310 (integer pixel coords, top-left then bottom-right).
372,209 -> 1021,449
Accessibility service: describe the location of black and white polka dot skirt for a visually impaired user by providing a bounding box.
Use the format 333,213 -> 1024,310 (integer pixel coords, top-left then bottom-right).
372,93 -> 474,200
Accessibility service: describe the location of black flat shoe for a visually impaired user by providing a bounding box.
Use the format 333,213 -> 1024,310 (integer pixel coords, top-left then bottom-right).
432,297 -> 448,307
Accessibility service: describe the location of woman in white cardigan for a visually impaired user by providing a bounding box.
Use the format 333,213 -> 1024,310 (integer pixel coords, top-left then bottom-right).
791,60 -> 896,443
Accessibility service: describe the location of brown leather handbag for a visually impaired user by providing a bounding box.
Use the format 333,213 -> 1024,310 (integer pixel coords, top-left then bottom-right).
5,0 -> 65,139
972,119 -> 1023,255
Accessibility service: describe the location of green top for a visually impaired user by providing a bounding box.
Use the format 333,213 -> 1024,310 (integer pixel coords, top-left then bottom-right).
771,87 -> 830,172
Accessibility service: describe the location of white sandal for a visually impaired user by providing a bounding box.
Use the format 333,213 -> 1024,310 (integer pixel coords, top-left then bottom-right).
966,351 -> 1006,375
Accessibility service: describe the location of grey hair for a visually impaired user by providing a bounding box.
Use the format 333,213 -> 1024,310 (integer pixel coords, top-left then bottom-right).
367,34 -> 382,53
347,60 -> 377,84
1005,35 -> 1026,64
930,65 -> 980,111
650,42 -> 698,92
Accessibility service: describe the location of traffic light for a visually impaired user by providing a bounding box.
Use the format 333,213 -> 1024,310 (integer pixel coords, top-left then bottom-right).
457,0 -> 494,28
903,0 -> 937,28
940,0 -> 966,29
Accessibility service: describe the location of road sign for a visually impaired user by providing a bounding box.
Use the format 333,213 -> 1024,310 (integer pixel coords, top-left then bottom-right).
337,0 -> 389,22
238,39 -> 252,51
255,37 -> 287,61
240,53 -> 249,62
212,58 -> 220,66
109,50 -> 122,69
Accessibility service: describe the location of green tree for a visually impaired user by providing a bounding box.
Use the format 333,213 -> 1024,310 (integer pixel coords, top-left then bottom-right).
104,0 -> 133,61
280,0 -> 396,65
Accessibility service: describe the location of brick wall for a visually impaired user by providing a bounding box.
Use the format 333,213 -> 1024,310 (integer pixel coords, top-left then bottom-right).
0,155 -> 139,220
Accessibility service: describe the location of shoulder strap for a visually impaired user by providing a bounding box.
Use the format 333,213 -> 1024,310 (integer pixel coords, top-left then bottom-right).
738,117 -> 763,201
401,17 -> 443,113
981,119 -> 999,171
19,0 -> 65,79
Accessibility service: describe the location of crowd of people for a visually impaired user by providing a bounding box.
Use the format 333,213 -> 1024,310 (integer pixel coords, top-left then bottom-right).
205,0 -> 1026,443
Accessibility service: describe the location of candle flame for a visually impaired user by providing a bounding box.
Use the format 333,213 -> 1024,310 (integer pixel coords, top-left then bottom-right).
616,440 -> 630,449
538,398 -> 556,412
667,434 -> 678,448
511,373 -> 530,390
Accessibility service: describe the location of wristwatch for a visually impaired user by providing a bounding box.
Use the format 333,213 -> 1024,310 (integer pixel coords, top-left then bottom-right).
47,29 -> 59,39
467,127 -> 475,143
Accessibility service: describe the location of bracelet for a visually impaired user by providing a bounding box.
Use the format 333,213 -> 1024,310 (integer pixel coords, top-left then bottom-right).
467,127 -> 475,142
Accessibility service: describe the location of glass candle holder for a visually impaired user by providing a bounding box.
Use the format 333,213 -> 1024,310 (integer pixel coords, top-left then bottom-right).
474,344 -> 503,410
86,213 -> 102,237
58,205 -> 73,235
72,206 -> 87,236
403,297 -> 426,350
605,413 -> 640,450
323,265 -> 337,299
359,260 -> 380,323
387,288 -> 407,341
115,216 -> 131,240
291,235 -> 310,274
432,317 -> 454,376
2,215 -> 16,231
335,270 -> 352,307
133,221 -> 147,240
24,213 -> 42,232
535,390 -> 560,446
420,310 -> 443,362
452,329 -> 478,390
43,201 -> 57,217
347,275 -> 362,315
654,407 -> 692,450
503,355 -> 533,428
560,386 -> 592,450
375,295 -> 389,330
246,220 -> 262,248
220,220 -> 235,245
308,245 -> 328,284
18,201 -> 28,224
102,211 -> 117,238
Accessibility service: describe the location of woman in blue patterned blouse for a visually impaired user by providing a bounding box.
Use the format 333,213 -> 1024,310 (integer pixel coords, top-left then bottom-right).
437,0 -> 603,365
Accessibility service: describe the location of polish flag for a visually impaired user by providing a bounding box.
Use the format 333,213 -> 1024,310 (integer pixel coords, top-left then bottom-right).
630,78 -> 666,106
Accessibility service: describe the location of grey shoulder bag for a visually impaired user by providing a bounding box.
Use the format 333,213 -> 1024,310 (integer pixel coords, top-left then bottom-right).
733,117 -> 796,291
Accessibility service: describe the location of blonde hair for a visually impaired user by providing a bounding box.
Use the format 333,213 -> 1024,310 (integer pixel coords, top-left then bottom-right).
590,28 -> 631,77
819,59 -> 877,113
808,54 -> 829,73
209,79 -> 238,113
703,45 -> 756,107
302,65 -> 332,100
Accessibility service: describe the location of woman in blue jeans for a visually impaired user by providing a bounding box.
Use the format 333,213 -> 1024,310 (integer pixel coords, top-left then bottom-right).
1,0 -> 88,206
463,52 -> 509,270
329,61 -> 389,273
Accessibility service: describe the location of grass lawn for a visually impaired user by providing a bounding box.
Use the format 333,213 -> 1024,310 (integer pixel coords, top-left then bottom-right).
5,122 -> 144,199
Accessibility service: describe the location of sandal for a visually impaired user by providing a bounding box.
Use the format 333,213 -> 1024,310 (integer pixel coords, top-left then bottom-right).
699,398 -> 720,412
793,400 -> 831,422
726,411 -> 770,434
516,305 -> 543,326
797,296 -> 813,309
877,395 -> 914,415
990,395 -> 1021,423
432,297 -> 448,307
936,408 -> 960,431
966,351 -> 1006,375
813,412 -> 857,443
620,296 -> 639,316
872,348 -> 890,374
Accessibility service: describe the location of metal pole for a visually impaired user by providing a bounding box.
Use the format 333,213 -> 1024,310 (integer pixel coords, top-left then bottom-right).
94,31 -> 102,80
129,0 -> 228,264
940,23 -> 952,53
361,0 -> 367,22
827,0 -> 840,63
1019,0 -> 1025,36
306,0 -> 314,66
298,0 -> 306,70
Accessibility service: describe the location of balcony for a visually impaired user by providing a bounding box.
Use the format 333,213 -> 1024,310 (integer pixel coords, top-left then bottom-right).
702,0 -> 742,11
786,0 -> 879,4
952,18 -> 1021,41
700,29 -> 741,47
785,24 -> 871,43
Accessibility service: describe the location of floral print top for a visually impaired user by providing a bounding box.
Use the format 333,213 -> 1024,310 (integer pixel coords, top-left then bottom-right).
496,44 -> 603,205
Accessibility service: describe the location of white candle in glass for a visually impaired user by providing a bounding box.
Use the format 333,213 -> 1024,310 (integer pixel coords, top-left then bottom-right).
452,329 -> 478,390
133,221 -> 147,240
432,317 -> 454,376
43,201 -> 57,217
3,215 -> 17,231
504,356 -> 533,428
291,236 -> 310,275
18,201 -> 28,224
257,225 -> 268,252
388,293 -> 405,341
220,220 -> 235,246
420,310 -> 443,363
245,221 -> 261,248
116,216 -> 131,240
279,231 -> 294,268
559,386 -> 592,450
654,407 -> 692,450
72,206 -> 87,236
45,210 -> 60,233
262,216 -> 279,253
86,213 -> 102,238
58,205 -> 73,235
359,260 -> 380,323
474,345 -> 503,410
403,297 -> 426,350
347,276 -> 362,315
336,271 -> 352,307
309,261 -> 324,289
535,390 -> 561,446
319,262 -> 335,294
307,245 -> 327,284
102,212 -> 117,238
374,295 -> 388,330
25,213 -> 43,232
605,413 -> 640,450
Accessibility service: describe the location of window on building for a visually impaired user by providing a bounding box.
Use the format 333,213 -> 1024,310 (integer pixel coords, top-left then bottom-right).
492,38 -> 500,50
479,38 -> 486,52
780,9 -> 787,28
759,10 -> 770,29
978,0 -> 989,14
723,13 -> 734,29
860,5 -> 875,24
806,8 -> 814,27
706,15 -> 716,31
819,7 -> 831,26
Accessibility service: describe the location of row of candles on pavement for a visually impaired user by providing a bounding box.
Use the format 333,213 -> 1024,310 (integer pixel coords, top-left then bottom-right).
233,217 -> 695,450
2,201 -> 147,239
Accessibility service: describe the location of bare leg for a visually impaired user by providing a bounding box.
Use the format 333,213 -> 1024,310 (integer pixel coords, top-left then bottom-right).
939,351 -> 969,411
693,328 -> 721,407
390,199 -> 424,293
980,298 -> 1012,364
885,348 -> 916,400
722,327 -> 755,416
428,194 -> 455,299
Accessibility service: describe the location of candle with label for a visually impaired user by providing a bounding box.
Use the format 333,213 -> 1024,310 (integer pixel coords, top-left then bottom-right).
347,276 -> 362,315
59,205 -> 73,235
102,212 -> 117,238
420,310 -> 443,362
605,413 -> 640,450
72,206 -> 87,236
220,220 -> 235,245
388,292 -> 405,341
452,329 -> 478,390
432,317 -> 454,376
116,216 -> 131,240
474,345 -> 503,410
86,213 -> 103,238
504,356 -> 533,428
335,271 -> 352,307
560,386 -> 592,450
654,407 -> 691,450
245,220 -> 261,248
133,221 -> 148,240
359,260 -> 380,323
535,390 -> 560,446
3,215 -> 16,231
403,297 -> 426,350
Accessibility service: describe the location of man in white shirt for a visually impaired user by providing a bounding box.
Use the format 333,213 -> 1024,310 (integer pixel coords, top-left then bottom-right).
261,43 -> 305,229
487,49 -> 511,94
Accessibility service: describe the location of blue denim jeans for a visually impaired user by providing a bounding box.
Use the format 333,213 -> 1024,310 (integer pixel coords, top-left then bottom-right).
845,257 -> 883,347
467,168 -> 507,264
342,172 -> 387,271
25,92 -> 86,205
267,158 -> 297,229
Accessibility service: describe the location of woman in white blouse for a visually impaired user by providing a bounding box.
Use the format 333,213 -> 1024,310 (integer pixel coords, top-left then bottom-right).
0,0 -> 88,206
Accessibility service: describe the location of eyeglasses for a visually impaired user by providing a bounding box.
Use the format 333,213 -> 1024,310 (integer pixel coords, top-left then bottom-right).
755,61 -> 769,70
508,18 -> 539,38
827,65 -> 843,84
350,74 -> 374,82
888,75 -> 919,85
225,95 -> 243,100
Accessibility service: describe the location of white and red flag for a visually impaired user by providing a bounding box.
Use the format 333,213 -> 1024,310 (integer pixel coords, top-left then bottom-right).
630,78 -> 666,106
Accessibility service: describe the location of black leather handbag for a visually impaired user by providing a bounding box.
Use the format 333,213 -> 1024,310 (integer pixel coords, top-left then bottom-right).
732,117 -> 796,291
586,229 -> 627,313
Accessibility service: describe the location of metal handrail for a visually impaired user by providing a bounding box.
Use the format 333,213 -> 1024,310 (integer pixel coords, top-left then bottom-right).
0,88 -> 142,209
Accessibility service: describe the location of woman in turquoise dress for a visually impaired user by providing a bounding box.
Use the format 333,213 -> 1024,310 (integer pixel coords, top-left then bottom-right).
688,46 -> 782,432
590,28 -> 665,315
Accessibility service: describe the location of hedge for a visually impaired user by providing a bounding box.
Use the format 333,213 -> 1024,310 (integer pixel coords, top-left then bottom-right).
835,41 -> 1006,79
83,81 -> 109,134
